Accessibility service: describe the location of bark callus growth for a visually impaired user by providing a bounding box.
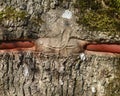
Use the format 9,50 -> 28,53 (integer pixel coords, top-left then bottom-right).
0,39 -> 120,96
0,0 -> 119,96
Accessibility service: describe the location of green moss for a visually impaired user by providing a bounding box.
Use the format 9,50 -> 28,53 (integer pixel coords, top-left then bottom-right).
0,6 -> 27,22
107,0 -> 120,13
0,6 -> 44,26
30,16 -> 44,26
78,10 -> 119,32
74,0 -> 120,32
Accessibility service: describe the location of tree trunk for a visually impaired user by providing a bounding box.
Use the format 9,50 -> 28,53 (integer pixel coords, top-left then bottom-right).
0,52 -> 119,96
0,0 -> 120,96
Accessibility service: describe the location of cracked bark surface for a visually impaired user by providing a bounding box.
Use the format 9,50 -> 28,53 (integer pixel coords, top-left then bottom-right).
0,52 -> 120,96
0,0 -> 120,96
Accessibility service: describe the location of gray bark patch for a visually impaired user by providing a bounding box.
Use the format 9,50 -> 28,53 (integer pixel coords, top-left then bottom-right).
0,52 -> 119,96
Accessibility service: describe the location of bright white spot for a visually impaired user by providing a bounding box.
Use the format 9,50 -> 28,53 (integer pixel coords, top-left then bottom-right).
79,53 -> 86,61
59,66 -> 64,73
59,79 -> 64,85
39,41 -> 43,45
91,87 -> 96,93
24,66 -> 29,77
62,10 -> 72,19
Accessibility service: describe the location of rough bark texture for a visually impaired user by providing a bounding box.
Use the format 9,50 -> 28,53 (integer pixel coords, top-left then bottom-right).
0,0 -> 120,96
0,0 -> 119,43
0,52 -> 120,96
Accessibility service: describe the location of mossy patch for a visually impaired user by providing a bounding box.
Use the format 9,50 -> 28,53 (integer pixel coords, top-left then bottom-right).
74,0 -> 120,33
0,6 -> 44,26
30,16 -> 44,26
0,6 -> 27,22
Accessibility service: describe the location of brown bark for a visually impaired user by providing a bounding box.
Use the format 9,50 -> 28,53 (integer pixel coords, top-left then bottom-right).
0,52 -> 119,96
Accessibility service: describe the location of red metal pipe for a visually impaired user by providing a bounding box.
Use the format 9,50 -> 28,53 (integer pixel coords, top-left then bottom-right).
86,44 -> 120,53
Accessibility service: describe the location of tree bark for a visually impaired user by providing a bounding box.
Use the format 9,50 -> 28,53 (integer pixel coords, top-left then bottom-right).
0,0 -> 119,96
0,52 -> 119,96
